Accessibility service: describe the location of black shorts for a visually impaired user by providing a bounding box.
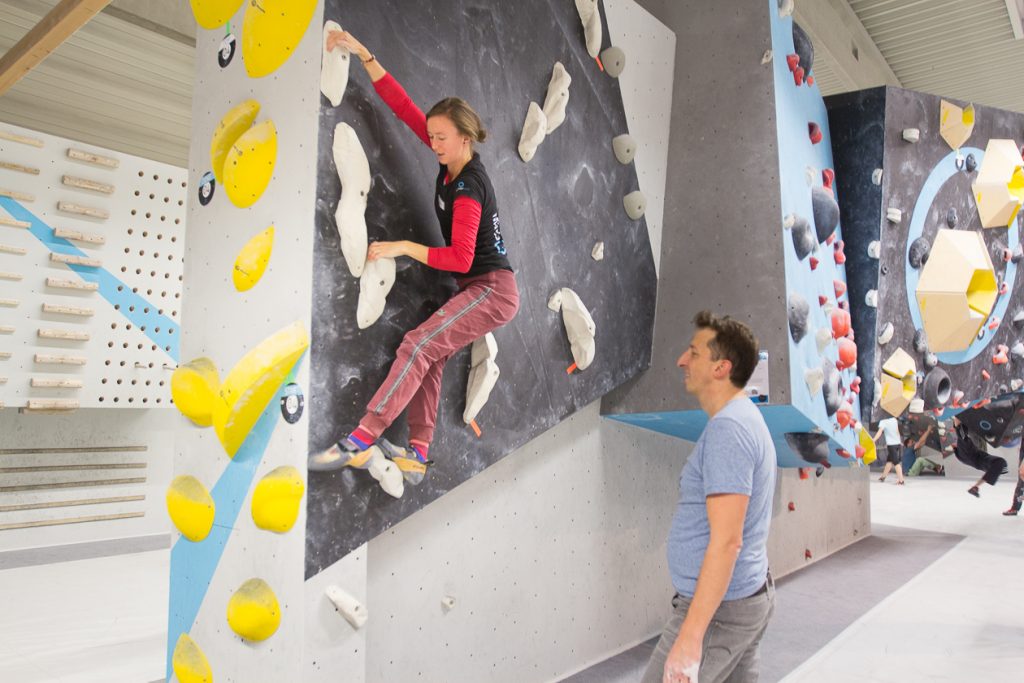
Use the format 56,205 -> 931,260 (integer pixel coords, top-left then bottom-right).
886,445 -> 902,464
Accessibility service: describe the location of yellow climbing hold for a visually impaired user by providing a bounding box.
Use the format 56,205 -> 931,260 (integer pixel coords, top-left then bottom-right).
233,226 -> 274,292
166,475 -> 216,542
227,578 -> 281,641
858,426 -> 877,466
252,465 -> 304,532
189,0 -> 244,30
242,0 -> 318,78
171,357 -> 221,427
223,119 -> 277,208
172,633 -> 214,683
211,321 -> 309,458
210,100 -> 260,183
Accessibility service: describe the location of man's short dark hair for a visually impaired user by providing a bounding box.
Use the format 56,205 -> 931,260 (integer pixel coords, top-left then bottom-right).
693,310 -> 759,389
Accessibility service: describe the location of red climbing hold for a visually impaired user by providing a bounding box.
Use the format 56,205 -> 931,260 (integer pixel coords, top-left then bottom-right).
1000,281 -> 1009,295
836,402 -> 854,428
793,66 -> 805,86
1003,249 -> 1013,263
834,279 -> 847,298
837,448 -> 852,459
822,168 -> 835,189
834,243 -> 847,265
799,468 -> 810,480
837,337 -> 857,369
788,501 -> 796,511
855,444 -> 866,458
808,122 -> 823,144
807,75 -> 815,86
809,256 -> 819,270
825,232 -> 836,246
988,317 -> 1001,330
982,369 -> 991,381
787,53 -> 800,71
851,377 -> 861,394
818,295 -> 828,306
994,349 -> 1009,365
831,308 -> 852,338
805,549 -> 813,560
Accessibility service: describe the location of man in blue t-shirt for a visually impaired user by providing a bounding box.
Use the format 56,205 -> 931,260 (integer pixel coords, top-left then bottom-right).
643,311 -> 777,683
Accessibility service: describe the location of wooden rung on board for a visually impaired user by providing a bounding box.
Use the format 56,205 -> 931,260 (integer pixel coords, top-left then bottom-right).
0,129 -> 43,148
56,201 -> 108,220
0,477 -> 145,492
0,463 -> 144,473
30,377 -> 83,388
0,188 -> 34,202
0,352 -> 11,360
42,302 -> 93,316
62,175 -> 115,195
38,328 -> 90,341
66,148 -> 118,169
0,216 -> 30,229
0,495 -> 145,512
49,252 -> 100,268
33,353 -> 86,365
0,445 -> 146,455
0,512 -> 144,531
0,161 -> 39,175
24,399 -> 80,411
0,243 -> 26,255
45,277 -> 98,291
0,298 -> 18,308
53,227 -> 105,244
0,271 -> 21,281
0,326 -> 13,334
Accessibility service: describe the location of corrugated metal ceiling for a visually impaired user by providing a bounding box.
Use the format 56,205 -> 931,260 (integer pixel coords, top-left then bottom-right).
0,0 -> 193,167
847,0 -> 1024,111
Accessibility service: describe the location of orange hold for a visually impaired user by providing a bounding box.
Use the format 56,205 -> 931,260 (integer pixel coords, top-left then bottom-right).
834,243 -> 847,265
809,256 -> 819,270
982,369 -> 991,381
994,350 -> 1009,365
836,402 -> 854,428
793,67 -> 805,86
831,308 -> 852,338
988,317 -> 1001,330
807,75 -> 815,86
787,54 -> 800,71
837,448 -> 851,459
837,337 -> 857,369
851,376 -> 861,394
855,444 -> 866,458
799,468 -> 810,480
834,280 -> 847,298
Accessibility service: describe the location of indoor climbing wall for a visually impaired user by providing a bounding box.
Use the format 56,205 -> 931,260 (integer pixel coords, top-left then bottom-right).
306,0 -> 659,574
605,0 -> 863,470
0,124 -> 185,412
167,1 -> 323,681
827,87 -> 1024,424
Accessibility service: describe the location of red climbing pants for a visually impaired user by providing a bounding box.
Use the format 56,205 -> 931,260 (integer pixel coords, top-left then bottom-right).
359,268 -> 519,445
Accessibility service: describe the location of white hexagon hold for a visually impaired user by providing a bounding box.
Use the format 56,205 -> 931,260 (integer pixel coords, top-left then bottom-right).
356,257 -> 395,329
623,191 -> 646,220
518,102 -> 548,163
541,62 -> 571,133
320,21 -> 350,107
612,134 -> 637,164
325,585 -> 368,629
332,122 -> 370,277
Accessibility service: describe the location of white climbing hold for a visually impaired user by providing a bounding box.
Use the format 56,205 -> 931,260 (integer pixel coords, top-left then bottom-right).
761,49 -> 773,65
873,379 -> 883,406
332,123 -> 370,277
367,449 -> 404,498
1012,378 -> 1024,391
441,595 -> 456,612
902,128 -> 920,143
871,168 -> 883,186
518,102 -> 548,163
878,322 -> 895,345
541,62 -> 571,134
575,0 -> 603,58
464,333 -> 500,424
601,46 -> 625,78
865,290 -> 878,308
867,241 -> 881,259
320,21 -> 350,107
815,328 -> 832,354
612,134 -> 636,164
325,585 -> 368,629
1011,342 -> 1024,360
547,290 -> 563,312
471,331 -> 498,367
591,241 -> 605,261
778,0 -> 795,17
783,213 -> 796,230
805,367 -> 824,395
557,288 -> 596,370
356,256 -> 395,329
623,191 -> 646,220
886,207 -> 902,224
805,166 -> 818,187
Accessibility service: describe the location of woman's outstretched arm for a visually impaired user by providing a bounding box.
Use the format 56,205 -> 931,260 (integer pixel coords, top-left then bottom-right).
327,29 -> 430,147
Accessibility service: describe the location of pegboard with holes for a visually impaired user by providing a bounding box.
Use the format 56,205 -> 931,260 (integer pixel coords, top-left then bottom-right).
0,121 -> 186,410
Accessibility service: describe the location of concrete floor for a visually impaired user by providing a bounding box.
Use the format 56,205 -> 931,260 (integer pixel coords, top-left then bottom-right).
0,475 -> 1020,682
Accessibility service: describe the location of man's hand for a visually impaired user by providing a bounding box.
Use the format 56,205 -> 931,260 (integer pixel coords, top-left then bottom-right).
664,633 -> 701,683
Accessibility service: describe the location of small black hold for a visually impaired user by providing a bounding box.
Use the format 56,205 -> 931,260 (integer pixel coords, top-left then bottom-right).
198,171 -> 216,206
281,383 -> 304,424
218,33 -> 237,68
965,154 -> 978,173
880,265 -> 889,276
788,293 -> 810,343
909,236 -> 930,269
913,328 -> 929,354
946,207 -> 958,228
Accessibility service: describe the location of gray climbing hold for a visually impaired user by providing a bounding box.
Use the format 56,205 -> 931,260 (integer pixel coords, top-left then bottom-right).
908,237 -> 930,269
922,368 -> 951,409
612,134 -> 636,164
822,360 -> 841,416
913,328 -> 929,354
811,186 -> 839,242
1011,245 -> 1023,264
623,191 -> 646,220
878,322 -> 894,345
778,0 -> 794,17
1011,342 -> 1024,361
946,207 -> 958,228
761,49 -> 773,65
965,153 -> 977,173
792,23 -> 814,75
788,293 -> 810,343
1013,310 -> 1024,329
790,214 -> 815,260
783,432 -> 830,466
601,46 -> 626,78
925,353 -> 938,369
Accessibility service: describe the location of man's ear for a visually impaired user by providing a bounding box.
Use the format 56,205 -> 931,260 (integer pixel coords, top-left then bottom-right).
715,359 -> 733,381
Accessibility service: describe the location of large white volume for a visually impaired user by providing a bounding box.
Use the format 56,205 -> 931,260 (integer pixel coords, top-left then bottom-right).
357,257 -> 395,329
518,102 -> 548,162
332,122 -> 370,277
575,0 -> 603,58
464,332 -> 499,424
320,21 -> 350,107
542,62 -> 571,134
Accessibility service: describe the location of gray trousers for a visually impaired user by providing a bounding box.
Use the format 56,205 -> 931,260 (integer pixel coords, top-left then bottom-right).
641,575 -> 775,683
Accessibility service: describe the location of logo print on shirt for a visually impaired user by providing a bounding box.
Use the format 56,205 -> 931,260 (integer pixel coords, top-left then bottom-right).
456,181 -> 465,191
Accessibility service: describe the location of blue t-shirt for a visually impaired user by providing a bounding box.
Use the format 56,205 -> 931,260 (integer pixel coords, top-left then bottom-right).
667,397 -> 777,600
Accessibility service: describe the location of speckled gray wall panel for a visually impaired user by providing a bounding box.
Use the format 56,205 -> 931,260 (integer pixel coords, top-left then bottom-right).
602,0 -> 789,416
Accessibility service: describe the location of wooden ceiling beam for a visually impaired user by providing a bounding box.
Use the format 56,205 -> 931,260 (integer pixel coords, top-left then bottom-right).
0,0 -> 112,96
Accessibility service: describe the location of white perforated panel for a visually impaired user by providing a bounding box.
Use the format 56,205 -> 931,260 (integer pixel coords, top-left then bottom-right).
0,122 -> 186,410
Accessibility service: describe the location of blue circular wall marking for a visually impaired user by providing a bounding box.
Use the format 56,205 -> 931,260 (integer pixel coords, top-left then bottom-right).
904,147 -> 1019,365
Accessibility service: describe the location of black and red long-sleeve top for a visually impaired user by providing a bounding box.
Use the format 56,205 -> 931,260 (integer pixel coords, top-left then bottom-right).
373,73 -> 512,277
